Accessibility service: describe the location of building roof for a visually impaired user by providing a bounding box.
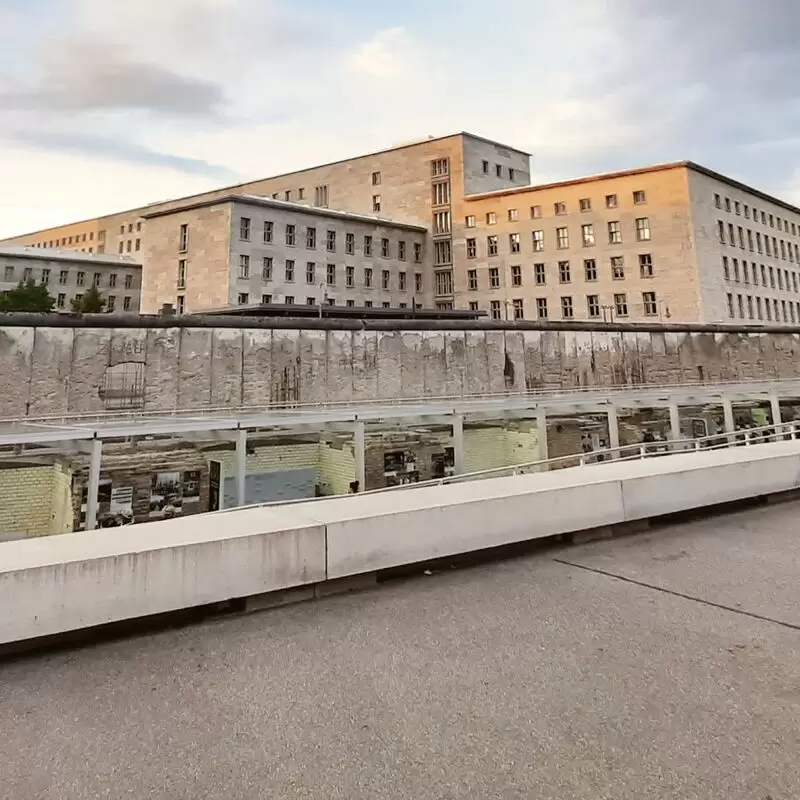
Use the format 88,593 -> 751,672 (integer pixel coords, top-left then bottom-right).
141,194 -> 429,231
0,246 -> 142,269
189,303 -> 486,321
465,160 -> 800,216
1,132 -> 528,240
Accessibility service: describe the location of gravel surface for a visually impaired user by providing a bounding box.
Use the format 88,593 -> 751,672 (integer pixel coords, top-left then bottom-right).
2,503 -> 799,799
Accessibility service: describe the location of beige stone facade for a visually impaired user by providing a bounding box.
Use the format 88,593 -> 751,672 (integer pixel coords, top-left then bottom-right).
3,131 -> 800,325
0,247 -> 142,313
141,196 -> 428,314
459,163 -> 800,326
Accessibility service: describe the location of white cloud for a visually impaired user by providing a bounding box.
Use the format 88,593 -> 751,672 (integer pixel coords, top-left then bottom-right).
345,27 -> 415,80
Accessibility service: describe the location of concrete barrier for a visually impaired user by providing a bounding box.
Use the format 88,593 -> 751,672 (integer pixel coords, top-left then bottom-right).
0,507 -> 326,644
2,441 -> 800,646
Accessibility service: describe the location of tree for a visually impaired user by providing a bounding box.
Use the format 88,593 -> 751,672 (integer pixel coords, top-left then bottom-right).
71,283 -> 106,313
0,279 -> 56,313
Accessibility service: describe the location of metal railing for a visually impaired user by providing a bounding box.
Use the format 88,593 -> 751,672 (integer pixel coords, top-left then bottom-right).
225,419 -> 800,513
3,377 -> 799,427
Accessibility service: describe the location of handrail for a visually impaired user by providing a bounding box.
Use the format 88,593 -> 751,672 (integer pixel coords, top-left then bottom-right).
3,377 -> 799,426
227,418 -> 800,512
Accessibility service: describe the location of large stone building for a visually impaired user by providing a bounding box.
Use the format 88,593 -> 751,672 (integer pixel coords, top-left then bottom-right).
2,132 -> 800,325
0,246 -> 142,313
141,195 -> 428,314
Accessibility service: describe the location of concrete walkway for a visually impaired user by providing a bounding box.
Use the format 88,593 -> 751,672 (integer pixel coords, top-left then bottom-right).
2,503 -> 799,799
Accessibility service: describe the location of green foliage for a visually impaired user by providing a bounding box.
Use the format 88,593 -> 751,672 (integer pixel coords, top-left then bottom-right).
71,283 -> 106,313
0,279 -> 56,313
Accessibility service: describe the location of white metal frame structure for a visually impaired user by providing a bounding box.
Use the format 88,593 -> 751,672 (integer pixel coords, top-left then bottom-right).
2,378 -> 800,530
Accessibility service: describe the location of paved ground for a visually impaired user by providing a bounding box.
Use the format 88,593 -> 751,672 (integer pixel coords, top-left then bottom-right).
2,504 -> 800,800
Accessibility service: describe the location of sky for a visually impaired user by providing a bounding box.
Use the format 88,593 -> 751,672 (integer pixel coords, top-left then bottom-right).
1,0 -> 799,238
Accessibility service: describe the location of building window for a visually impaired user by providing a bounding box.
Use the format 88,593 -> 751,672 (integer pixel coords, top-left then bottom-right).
372,170 -> 381,186
175,296 -> 184,315
306,262 -> 315,284
587,294 -> 600,318
59,270 -> 68,284
284,296 -> 295,305
486,300 -> 500,319
556,227 -> 569,249
729,223 -> 736,246
264,221 -> 274,243
73,293 -> 83,306
307,227 -> 317,249
298,188 -> 305,200
469,301 -> 479,311
434,240 -> 451,265
398,241 -> 406,261
468,269 -> 478,290
263,257 -> 273,281
509,233 -> 521,253
123,296 -> 131,311
486,212 -> 497,225
135,239 -> 140,252
715,194 -> 722,209
558,261 -> 571,284
431,159 -> 449,177
611,256 -> 625,280
126,240 -> 132,253
581,224 -> 595,247
346,266 -> 355,287
346,299 -> 355,308
286,224 -> 296,246
364,300 -> 372,308
639,253 -> 654,278
584,259 -> 597,281
531,205 -> 542,219
118,241 -> 124,254
489,267 -> 500,289
534,263 -> 546,285
748,230 -> 754,251
747,295 -> 755,320
482,160 -> 489,174
364,267 -> 373,288
643,291 -> 658,316
532,230 -> 544,252
633,190 -> 647,205
579,198 -> 591,212
467,238 -> 477,258
536,297 -> 548,319
177,261 -> 186,289
240,217 -> 251,240
373,195 -> 381,213
733,259 -> 740,282
466,215 -> 476,228
512,299 -> 524,320
326,230 -> 336,252
495,164 -> 503,178
344,233 -> 354,255
432,181 -> 450,206
314,185 -> 329,207
614,293 -> 628,316
606,194 -> 618,209
327,264 -> 336,286
57,293 -> 65,308
179,224 -> 189,252
561,296 -> 574,319
511,265 -> 522,287
608,221 -> 622,244
399,271 -> 407,291
380,238 -> 390,258
487,236 -> 498,257
3,265 -> 13,281
237,293 -> 249,305
434,211 -> 451,234
364,235 -> 373,257
108,273 -> 117,288
239,254 -> 250,279
415,273 -> 423,293
727,293 -> 735,318
435,271 -> 453,295
76,271 -> 85,286
305,296 -> 314,306
414,243 -> 422,264
508,208 -> 519,222
22,267 -> 33,282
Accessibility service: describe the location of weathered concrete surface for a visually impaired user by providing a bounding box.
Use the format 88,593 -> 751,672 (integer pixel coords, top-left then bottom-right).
1,502 -> 799,799
2,323 -> 800,417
